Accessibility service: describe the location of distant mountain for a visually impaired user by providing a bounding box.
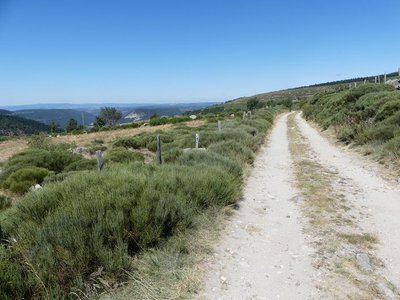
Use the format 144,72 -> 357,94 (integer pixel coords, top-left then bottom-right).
119,102 -> 218,122
0,110 -> 49,136
12,109 -> 97,129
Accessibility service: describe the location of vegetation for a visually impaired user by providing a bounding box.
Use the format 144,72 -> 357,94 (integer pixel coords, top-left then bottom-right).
302,83 -> 400,164
98,107 -> 123,126
0,106 -> 277,299
12,109 -> 96,130
0,136 -> 88,194
66,118 -> 78,133
0,113 -> 49,136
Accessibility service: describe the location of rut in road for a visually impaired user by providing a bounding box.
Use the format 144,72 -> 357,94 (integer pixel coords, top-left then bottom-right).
200,112 -> 400,299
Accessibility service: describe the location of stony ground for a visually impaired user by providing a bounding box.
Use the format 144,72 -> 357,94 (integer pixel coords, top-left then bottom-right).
199,112 -> 400,300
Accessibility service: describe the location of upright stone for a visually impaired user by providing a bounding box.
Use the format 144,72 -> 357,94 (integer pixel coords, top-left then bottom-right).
195,133 -> 200,149
156,134 -> 162,165
218,120 -> 222,131
96,150 -> 104,172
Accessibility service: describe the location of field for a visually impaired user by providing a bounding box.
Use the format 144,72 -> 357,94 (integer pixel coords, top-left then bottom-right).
0,107 -> 277,299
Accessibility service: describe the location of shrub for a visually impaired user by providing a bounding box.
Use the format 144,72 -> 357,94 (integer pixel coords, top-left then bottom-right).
4,167 -> 49,194
63,159 -> 97,172
0,147 -> 82,189
0,161 -> 241,297
0,195 -> 11,211
105,147 -> 145,163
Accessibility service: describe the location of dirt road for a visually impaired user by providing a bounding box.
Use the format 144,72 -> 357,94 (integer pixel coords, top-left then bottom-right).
200,113 -> 400,299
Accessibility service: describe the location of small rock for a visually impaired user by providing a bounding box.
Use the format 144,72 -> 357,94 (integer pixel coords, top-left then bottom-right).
376,282 -> 396,300
356,252 -> 373,271
220,276 -> 227,284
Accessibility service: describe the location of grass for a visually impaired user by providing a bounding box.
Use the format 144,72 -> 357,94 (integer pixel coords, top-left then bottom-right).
0,108 -> 277,299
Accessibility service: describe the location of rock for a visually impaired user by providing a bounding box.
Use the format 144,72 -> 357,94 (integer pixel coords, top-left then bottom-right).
219,276 -> 227,284
386,79 -> 400,90
189,115 -> 197,120
72,147 -> 88,154
356,252 -> 373,271
30,184 -> 42,191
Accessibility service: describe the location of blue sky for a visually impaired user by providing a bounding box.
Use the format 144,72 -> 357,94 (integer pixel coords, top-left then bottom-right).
0,0 -> 399,105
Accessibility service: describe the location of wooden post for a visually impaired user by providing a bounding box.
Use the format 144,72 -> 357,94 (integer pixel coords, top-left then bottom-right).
156,134 -> 162,165
195,133 -> 199,149
96,150 -> 103,173
217,120 -> 222,131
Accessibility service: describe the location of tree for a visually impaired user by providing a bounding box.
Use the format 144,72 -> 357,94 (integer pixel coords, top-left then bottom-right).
93,116 -> 106,128
99,107 -> 122,126
49,122 -> 61,134
66,118 -> 78,133
246,97 -> 260,110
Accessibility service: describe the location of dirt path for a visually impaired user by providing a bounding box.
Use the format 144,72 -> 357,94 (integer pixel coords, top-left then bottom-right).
200,112 -> 400,299
200,113 -> 319,299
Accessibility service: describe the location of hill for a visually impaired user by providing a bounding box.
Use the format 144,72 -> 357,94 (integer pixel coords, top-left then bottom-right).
195,71 -> 400,114
12,109 -> 96,129
0,113 -> 50,136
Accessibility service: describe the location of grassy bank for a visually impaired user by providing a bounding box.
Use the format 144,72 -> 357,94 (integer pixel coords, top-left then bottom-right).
302,84 -> 400,172
0,109 -> 276,299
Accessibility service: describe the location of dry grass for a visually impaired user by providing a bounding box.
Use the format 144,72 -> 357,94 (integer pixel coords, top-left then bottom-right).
0,120 -> 206,163
0,139 -> 29,163
54,120 -> 206,146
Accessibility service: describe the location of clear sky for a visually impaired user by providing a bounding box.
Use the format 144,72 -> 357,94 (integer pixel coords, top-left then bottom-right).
0,0 -> 399,105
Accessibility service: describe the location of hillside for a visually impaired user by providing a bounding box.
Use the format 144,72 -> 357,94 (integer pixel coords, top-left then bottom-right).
0,111 -> 50,136
196,72 -> 400,114
12,109 -> 96,129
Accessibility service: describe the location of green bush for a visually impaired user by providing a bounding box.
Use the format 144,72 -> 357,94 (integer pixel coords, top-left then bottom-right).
0,162 -> 241,298
303,84 -> 400,150
0,246 -> 36,300
0,195 -> 11,211
4,167 -> 49,194
0,107 -> 277,298
63,159 -> 97,172
105,147 -> 145,163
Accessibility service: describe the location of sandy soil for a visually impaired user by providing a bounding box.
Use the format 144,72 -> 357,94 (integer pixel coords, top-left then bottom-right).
295,113 -> 400,291
200,114 -> 319,299
200,112 -> 400,299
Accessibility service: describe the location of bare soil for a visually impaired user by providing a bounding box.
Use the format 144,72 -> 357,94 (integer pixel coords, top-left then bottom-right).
199,112 -> 400,299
